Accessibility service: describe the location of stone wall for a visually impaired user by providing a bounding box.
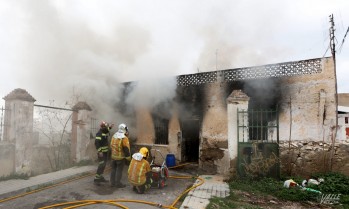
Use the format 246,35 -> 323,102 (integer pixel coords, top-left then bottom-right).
280,140 -> 349,177
0,143 -> 15,176
30,146 -> 54,175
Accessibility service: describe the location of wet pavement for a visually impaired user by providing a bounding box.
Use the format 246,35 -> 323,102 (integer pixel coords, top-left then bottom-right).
0,165 -> 229,209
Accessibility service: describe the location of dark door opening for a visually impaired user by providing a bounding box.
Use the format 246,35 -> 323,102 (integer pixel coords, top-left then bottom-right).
180,119 -> 200,162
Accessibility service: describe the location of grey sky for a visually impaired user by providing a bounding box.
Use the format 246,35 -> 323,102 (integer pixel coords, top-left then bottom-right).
1,0 -> 348,113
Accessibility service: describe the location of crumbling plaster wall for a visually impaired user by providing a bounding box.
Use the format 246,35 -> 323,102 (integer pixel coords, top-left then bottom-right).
278,58 -> 336,142
74,109 -> 93,162
3,94 -> 35,175
134,107 -> 180,165
200,81 -> 229,174
136,108 -> 155,144
0,143 -> 15,176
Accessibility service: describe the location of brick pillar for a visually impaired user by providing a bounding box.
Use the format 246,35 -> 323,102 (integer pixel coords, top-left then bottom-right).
3,88 -> 35,174
71,102 -> 92,163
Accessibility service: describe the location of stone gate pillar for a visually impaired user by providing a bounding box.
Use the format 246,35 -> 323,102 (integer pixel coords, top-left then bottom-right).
71,102 -> 92,163
3,88 -> 35,174
227,90 -> 249,165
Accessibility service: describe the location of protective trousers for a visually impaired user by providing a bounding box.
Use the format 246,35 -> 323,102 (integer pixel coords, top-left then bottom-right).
95,152 -> 108,179
110,159 -> 125,186
134,176 -> 152,194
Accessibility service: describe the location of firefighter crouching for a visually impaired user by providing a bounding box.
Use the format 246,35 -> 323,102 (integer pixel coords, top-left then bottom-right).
128,147 -> 153,194
110,123 -> 131,188
94,121 -> 114,183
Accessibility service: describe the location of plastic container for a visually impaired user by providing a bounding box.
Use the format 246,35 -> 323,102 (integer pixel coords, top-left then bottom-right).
166,154 -> 176,167
152,167 -> 161,173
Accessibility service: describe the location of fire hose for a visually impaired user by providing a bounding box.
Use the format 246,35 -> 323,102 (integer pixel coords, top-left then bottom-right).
0,164 -> 204,209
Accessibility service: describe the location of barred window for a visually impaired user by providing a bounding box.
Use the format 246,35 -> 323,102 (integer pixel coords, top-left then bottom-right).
154,117 -> 169,145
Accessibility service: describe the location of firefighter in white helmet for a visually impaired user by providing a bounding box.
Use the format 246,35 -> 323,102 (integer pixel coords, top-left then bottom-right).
128,147 -> 153,194
110,123 -> 131,188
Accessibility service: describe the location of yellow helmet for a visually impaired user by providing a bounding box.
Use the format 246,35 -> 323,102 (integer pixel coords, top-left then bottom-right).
139,147 -> 149,158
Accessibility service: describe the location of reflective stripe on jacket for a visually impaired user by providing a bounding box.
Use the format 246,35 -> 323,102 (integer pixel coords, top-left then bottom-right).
110,136 -> 130,160
128,158 -> 151,186
95,131 -> 109,153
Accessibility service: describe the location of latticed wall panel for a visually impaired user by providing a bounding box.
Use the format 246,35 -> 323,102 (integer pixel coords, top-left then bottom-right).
177,58 -> 322,86
177,72 -> 217,86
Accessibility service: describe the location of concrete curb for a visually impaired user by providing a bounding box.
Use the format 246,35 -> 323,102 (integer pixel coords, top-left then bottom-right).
0,165 -> 96,200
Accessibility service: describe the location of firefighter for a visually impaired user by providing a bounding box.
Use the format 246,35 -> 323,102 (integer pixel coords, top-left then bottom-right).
94,121 -> 113,183
110,123 -> 131,188
128,147 -> 152,194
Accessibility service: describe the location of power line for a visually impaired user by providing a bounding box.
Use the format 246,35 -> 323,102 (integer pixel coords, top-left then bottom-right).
339,26 -> 349,53
322,44 -> 330,58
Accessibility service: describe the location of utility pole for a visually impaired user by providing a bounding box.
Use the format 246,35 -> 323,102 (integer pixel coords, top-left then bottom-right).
329,14 -> 338,132
329,14 -> 338,171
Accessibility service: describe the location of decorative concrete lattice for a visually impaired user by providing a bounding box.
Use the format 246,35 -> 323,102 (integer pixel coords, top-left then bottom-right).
176,58 -> 322,86
177,71 -> 217,86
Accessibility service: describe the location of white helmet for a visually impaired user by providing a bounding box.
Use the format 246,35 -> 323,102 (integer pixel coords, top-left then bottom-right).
118,123 -> 128,133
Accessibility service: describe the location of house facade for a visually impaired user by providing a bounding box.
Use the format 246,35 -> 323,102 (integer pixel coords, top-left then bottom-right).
126,57 -> 337,175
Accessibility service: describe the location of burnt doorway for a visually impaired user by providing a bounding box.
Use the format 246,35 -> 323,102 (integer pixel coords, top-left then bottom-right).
180,118 -> 200,162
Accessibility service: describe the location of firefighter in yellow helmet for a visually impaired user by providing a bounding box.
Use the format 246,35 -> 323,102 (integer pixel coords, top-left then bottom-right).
110,123 -> 131,188
128,147 -> 152,194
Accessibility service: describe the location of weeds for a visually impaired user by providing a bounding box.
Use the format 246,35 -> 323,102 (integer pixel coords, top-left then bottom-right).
207,172 -> 349,208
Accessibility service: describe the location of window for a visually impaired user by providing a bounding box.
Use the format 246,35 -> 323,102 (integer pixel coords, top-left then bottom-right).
345,117 -> 348,124
153,117 -> 169,145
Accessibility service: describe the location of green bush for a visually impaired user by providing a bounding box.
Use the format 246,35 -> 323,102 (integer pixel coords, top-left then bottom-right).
311,172 -> 349,195
230,177 -> 319,202
229,172 -> 349,206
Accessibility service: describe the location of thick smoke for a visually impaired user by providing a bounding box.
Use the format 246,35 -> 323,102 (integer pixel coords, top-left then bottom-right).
243,78 -> 282,109
3,0 -> 343,124
12,1 -> 160,122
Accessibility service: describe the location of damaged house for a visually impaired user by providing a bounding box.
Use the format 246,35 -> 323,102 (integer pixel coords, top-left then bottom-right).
3,56 -> 347,178
116,56 -> 339,176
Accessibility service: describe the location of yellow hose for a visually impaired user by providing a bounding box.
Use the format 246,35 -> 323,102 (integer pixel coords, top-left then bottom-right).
0,171 -> 95,204
167,163 -> 192,169
169,176 -> 205,208
1,163 -> 205,209
63,200 -> 128,209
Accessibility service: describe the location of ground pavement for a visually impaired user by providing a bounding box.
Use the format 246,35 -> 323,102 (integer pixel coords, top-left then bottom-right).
0,166 -> 230,209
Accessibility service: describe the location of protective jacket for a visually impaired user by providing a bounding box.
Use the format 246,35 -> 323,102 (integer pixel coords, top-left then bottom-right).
95,128 -> 110,153
110,131 -> 131,160
128,153 -> 151,186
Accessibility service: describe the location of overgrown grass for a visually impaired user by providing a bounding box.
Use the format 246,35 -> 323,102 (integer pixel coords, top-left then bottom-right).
207,172 -> 349,209
207,192 -> 263,209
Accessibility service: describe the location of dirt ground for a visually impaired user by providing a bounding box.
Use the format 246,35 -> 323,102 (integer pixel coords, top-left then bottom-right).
220,190 -> 336,209
0,166 -> 197,209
